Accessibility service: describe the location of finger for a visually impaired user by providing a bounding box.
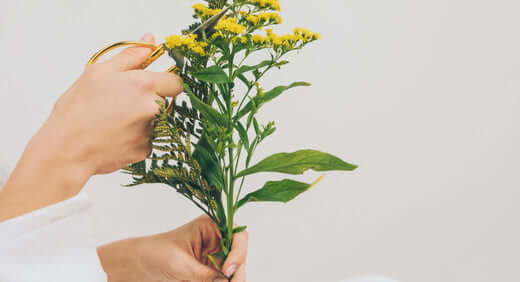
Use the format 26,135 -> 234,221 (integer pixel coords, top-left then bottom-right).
147,71 -> 184,97
184,255 -> 227,282
222,229 -> 248,277
103,32 -> 156,72
231,264 -> 246,282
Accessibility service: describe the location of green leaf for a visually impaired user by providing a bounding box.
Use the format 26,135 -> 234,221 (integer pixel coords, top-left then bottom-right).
237,177 -> 323,208
236,149 -> 357,177
207,254 -> 222,269
183,82 -> 228,127
192,65 -> 229,84
252,118 -> 260,136
237,73 -> 251,88
210,251 -> 226,260
235,121 -> 250,151
233,225 -> 247,233
274,60 -> 289,68
235,60 -> 272,76
236,82 -> 311,119
192,134 -> 225,191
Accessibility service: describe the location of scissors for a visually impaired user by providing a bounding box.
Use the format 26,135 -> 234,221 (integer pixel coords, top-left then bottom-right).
86,6 -> 230,72
85,7 -> 228,113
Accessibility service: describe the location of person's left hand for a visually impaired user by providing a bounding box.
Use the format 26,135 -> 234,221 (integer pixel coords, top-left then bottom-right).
97,215 -> 248,282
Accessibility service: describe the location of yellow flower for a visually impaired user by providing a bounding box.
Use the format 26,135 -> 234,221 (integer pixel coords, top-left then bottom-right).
294,27 -> 321,43
192,3 -> 221,19
215,17 -> 247,34
251,0 -> 281,11
252,34 -> 266,44
165,34 -> 207,56
251,26 -> 319,49
165,35 -> 183,48
246,12 -> 282,26
246,15 -> 260,26
281,34 -> 298,47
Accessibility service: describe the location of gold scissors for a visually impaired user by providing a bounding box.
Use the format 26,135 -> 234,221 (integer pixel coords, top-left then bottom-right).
85,7 -> 229,113
86,6 -> 230,72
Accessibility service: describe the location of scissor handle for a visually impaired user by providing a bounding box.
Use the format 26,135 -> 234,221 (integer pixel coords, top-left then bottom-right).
86,41 -> 167,69
87,41 -> 178,113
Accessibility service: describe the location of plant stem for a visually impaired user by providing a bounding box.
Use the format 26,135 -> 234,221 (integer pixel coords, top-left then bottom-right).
226,146 -> 235,251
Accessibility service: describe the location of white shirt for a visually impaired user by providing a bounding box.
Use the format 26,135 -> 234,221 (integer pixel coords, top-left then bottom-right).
0,192 -> 107,282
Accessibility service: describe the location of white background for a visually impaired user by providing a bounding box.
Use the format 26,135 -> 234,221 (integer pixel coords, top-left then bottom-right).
1,1 -> 519,281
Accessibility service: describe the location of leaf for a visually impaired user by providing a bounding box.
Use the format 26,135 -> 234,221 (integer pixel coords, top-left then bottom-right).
274,60 -> 289,68
236,149 -> 357,177
213,37 -> 230,56
207,254 -> 222,269
233,225 -> 247,233
210,251 -> 226,260
237,73 -> 251,88
235,60 -> 272,76
252,118 -> 260,136
236,82 -> 311,119
192,134 -> 225,190
192,65 -> 229,84
236,177 -> 323,208
235,121 -> 250,151
183,82 -> 228,127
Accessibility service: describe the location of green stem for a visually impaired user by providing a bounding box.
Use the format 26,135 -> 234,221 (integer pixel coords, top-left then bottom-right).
226,146 -> 235,251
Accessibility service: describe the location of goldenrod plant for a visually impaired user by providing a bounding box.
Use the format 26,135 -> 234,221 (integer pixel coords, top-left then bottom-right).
123,0 -> 356,277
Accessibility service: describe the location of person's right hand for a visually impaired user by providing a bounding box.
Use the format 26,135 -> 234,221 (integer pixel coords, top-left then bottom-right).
0,33 -> 183,221
48,32 -> 183,175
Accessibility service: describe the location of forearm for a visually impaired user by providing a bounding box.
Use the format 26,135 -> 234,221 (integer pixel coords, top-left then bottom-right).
0,119 -> 93,222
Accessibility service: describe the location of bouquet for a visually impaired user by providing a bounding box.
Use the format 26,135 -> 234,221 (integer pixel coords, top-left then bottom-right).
123,0 -> 357,277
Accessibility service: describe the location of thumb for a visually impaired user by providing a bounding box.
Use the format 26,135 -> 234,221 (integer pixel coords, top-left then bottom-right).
104,32 -> 156,71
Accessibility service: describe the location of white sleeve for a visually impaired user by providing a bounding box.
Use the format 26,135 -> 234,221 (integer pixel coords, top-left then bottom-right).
0,192 -> 107,282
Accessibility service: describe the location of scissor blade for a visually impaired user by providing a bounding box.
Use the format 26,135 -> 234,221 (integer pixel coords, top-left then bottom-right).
189,6 -> 230,35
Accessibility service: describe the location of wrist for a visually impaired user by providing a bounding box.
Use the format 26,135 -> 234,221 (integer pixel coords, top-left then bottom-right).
97,239 -> 142,282
0,119 -> 94,221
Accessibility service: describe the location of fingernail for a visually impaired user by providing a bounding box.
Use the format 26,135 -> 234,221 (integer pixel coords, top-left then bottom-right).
140,32 -> 153,42
226,264 -> 237,276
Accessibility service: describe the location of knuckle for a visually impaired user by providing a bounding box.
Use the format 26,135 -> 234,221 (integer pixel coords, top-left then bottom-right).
134,76 -> 154,90
123,47 -> 149,60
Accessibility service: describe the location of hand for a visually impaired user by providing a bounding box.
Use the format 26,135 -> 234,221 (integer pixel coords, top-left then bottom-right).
97,215 -> 248,282
49,32 -> 183,175
0,33 -> 183,221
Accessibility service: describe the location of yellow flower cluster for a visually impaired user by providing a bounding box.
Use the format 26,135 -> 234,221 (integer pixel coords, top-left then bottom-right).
230,36 -> 249,44
165,34 -> 208,56
294,27 -> 322,41
192,3 -> 222,19
250,0 -> 281,11
214,17 -> 247,34
246,12 -> 282,26
251,27 -> 321,48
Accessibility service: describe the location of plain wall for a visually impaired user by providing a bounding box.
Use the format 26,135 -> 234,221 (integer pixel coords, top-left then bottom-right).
1,1 -> 519,281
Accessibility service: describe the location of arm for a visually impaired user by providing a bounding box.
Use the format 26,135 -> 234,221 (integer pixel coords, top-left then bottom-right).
0,33 -> 183,222
0,121 -> 93,222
